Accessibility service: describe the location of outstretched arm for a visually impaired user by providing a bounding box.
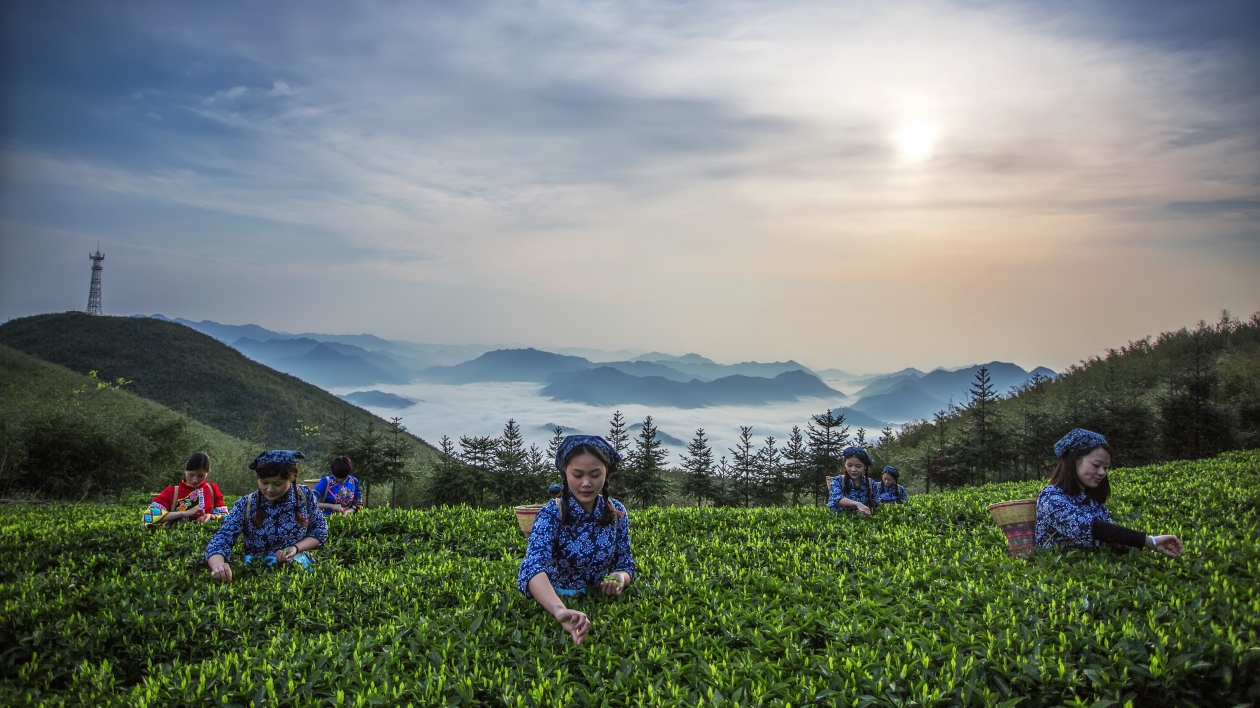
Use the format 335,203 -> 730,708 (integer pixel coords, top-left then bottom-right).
527,572 -> 590,645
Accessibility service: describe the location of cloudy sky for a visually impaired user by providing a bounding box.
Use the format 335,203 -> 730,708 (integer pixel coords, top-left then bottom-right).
2,0 -> 1257,373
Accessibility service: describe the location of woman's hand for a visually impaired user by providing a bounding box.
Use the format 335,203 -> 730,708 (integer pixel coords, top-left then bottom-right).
555,608 -> 590,645
856,503 -> 871,516
600,572 -> 630,596
208,556 -> 233,583
274,545 -> 300,563
1148,535 -> 1183,558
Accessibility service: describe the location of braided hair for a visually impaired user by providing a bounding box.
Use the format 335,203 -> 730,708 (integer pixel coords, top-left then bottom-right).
250,461 -> 309,530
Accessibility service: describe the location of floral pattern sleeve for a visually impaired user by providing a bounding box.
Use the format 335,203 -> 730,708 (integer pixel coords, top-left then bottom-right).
826,477 -> 844,513
304,487 -> 330,544
518,501 -> 560,598
609,499 -> 635,580
1035,485 -> 1113,549
205,496 -> 250,561
208,483 -> 228,518
142,486 -> 178,529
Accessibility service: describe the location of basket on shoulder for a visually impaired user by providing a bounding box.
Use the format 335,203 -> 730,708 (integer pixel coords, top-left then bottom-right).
514,503 -> 547,536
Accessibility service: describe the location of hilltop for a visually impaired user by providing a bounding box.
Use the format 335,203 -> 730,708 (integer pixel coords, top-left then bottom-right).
0,343 -> 258,496
0,313 -> 437,458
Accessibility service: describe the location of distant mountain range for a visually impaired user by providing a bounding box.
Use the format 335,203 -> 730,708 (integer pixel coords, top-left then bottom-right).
339,390 -> 419,409
137,315 -> 1055,421
848,362 -> 1057,422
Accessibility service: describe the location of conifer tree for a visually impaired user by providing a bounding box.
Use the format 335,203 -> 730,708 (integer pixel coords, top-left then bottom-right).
963,366 -> 1006,485
458,435 -> 496,506
781,425 -> 808,504
546,425 -> 565,464
729,426 -> 758,507
381,417 -> 415,507
757,435 -> 784,506
623,416 -> 671,507
495,419 -> 529,505
421,435 -> 477,507
607,411 -> 630,483
680,428 -> 714,506
806,410 -> 849,505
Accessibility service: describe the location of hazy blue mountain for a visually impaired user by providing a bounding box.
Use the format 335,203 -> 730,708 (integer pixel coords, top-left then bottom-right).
815,368 -> 858,380
1031,366 -> 1058,379
915,361 -> 1046,401
852,372 -> 925,398
539,423 -> 587,435
542,366 -> 849,409
279,343 -> 410,387
543,367 -> 711,408
231,336 -> 320,362
632,352 -> 719,365
232,337 -> 419,385
850,381 -> 947,423
421,348 -> 594,384
339,390 -> 419,408
601,360 -> 694,382
628,422 -> 685,447
847,367 -> 926,389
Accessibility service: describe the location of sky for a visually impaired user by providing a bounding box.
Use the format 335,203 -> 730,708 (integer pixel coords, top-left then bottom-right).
2,0 -> 1257,374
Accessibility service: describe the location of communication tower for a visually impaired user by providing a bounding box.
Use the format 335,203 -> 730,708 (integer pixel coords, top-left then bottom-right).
87,244 -> 105,315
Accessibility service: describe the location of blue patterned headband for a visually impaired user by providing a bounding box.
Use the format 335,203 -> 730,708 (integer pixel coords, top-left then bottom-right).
554,435 -> 621,471
249,449 -> 305,470
1053,429 -> 1108,458
883,465 -> 899,478
842,446 -> 872,466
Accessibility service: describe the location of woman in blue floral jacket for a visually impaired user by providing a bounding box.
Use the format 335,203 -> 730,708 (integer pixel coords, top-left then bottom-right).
205,450 -> 329,582
828,446 -> 880,515
518,435 -> 635,645
877,466 -> 908,505
1035,429 -> 1182,557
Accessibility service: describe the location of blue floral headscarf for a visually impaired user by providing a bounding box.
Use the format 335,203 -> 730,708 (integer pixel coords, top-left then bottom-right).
883,465 -> 899,478
554,435 -> 621,471
842,446 -> 872,466
548,483 -> 563,494
249,449 -> 305,470
1053,429 -> 1108,458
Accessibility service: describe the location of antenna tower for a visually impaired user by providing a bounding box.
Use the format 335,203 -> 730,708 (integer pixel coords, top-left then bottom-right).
87,244 -> 105,315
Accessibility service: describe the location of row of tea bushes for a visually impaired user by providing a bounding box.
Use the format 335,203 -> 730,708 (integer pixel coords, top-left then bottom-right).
2,451 -> 1258,706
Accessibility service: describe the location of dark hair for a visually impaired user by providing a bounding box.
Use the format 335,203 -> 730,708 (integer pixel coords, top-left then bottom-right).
842,471 -> 874,507
251,461 -> 307,530
1049,444 -> 1111,504
184,451 -> 211,473
330,456 -> 353,478
558,444 -> 616,526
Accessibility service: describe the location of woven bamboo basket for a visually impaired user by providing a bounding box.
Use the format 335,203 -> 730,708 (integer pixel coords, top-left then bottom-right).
825,476 -> 833,488
514,503 -> 547,536
987,499 -> 1037,558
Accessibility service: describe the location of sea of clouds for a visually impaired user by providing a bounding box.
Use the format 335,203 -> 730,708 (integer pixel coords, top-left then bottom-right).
331,379 -> 874,464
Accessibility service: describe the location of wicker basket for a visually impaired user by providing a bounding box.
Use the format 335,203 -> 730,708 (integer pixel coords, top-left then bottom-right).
988,499 -> 1037,558
825,476 -> 833,488
514,503 -> 547,536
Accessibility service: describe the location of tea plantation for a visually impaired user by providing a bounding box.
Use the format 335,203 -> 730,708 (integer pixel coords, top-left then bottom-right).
3,452 -> 1258,707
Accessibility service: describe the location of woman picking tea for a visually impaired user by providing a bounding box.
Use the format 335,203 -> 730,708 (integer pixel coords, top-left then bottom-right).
518,435 -> 635,645
1036,429 -> 1183,556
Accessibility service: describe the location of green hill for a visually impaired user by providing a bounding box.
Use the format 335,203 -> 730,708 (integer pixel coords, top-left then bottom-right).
0,343 -> 258,497
0,313 -> 437,460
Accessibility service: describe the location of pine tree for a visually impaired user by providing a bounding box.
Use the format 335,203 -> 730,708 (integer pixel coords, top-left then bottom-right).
781,425 -> 808,504
458,435 -> 496,507
623,416 -> 671,507
607,411 -> 630,484
757,435 -> 784,506
348,420 -> 385,507
805,410 -> 849,505
421,435 -> 477,507
546,425 -> 566,464
494,419 -> 529,505
679,428 -> 714,506
854,428 -> 867,448
963,366 -> 1006,485
728,426 -> 758,507
381,417 -> 415,507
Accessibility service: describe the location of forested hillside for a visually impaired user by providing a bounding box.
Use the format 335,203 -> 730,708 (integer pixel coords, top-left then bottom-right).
0,313 -> 437,459
878,311 -> 1260,491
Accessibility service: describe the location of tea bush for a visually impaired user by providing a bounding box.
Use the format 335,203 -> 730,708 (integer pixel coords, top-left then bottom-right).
2,452 -> 1257,706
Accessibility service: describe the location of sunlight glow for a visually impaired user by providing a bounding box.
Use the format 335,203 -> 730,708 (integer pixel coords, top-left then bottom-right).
893,123 -> 940,162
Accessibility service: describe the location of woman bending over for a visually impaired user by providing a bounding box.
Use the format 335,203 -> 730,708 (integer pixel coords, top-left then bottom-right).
205,450 -> 329,582
518,435 -> 635,645
1036,429 -> 1182,557
828,446 -> 880,516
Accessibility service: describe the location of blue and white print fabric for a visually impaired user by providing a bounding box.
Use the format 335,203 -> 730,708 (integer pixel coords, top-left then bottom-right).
877,481 -> 908,505
249,449 -> 305,469
554,435 -> 621,471
828,475 -> 880,513
1053,429 -> 1108,458
1035,484 -> 1112,549
204,484 -> 328,561
517,494 -> 635,598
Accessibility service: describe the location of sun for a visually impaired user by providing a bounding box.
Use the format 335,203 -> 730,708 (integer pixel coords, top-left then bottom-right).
893,123 -> 939,162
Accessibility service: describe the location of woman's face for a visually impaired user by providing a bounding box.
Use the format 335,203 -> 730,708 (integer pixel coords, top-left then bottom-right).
183,468 -> 208,487
844,457 -> 867,478
882,472 -> 896,487
564,452 -> 607,508
1074,447 -> 1111,489
257,475 -> 293,501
